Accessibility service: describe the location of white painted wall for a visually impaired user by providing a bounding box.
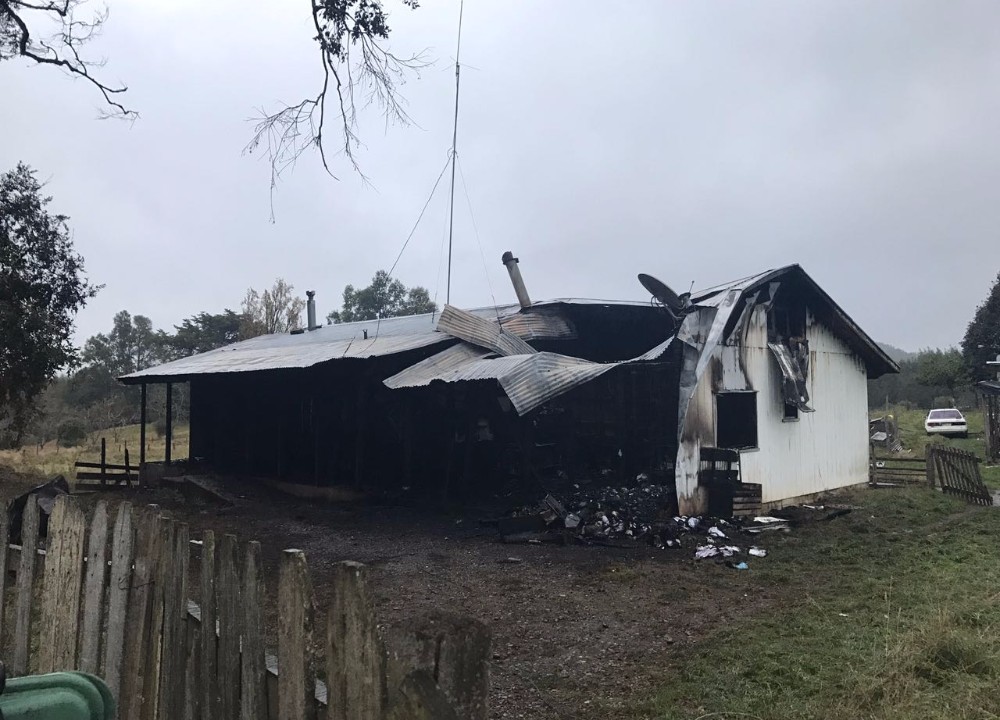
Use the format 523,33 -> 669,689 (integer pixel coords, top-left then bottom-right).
676,305 -> 870,513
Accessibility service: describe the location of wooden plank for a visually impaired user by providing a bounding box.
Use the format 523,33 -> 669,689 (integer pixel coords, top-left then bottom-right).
10,495 -> 38,676
39,495 -> 87,673
241,541 -> 267,720
278,549 -> 315,720
327,561 -> 384,720
104,501 -> 135,705
0,500 -> 10,653
142,516 -> 173,720
200,531 -> 218,720
218,534 -> 242,720
74,461 -> 133,471
120,506 -> 162,720
159,522 -> 190,720
79,500 -> 109,674
75,472 -> 135,482
184,620 -> 202,720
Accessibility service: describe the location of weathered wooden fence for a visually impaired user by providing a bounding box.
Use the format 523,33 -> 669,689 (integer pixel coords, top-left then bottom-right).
869,455 -> 927,486
926,445 -> 994,505
0,496 -> 490,720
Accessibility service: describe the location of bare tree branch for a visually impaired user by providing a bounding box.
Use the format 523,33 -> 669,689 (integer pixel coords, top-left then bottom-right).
0,0 -> 135,118
245,0 -> 428,196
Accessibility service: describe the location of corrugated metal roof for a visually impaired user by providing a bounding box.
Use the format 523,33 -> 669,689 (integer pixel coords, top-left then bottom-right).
498,307 -> 576,340
120,301 -> 579,383
121,309 -> 472,382
385,348 -> 620,415
437,305 -> 537,356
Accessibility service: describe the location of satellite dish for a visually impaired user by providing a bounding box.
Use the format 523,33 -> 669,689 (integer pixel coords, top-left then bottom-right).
638,273 -> 689,313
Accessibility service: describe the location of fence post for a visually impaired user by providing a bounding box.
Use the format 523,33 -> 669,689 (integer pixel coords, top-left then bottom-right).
101,438 -> 107,486
200,531 -> 219,720
0,501 -> 10,650
104,502 -> 135,705
278,549 -> 315,720
142,517 -> 174,720
218,534 -> 242,720
386,613 -> 491,720
926,446 -> 936,487
120,506 -> 163,720
39,495 -> 87,674
241,541 -> 267,720
327,561 -> 384,720
159,522 -> 190,720
80,500 -> 110,674
12,495 -> 40,676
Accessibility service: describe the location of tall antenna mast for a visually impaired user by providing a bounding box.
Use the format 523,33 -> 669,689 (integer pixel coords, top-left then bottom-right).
445,0 -> 465,306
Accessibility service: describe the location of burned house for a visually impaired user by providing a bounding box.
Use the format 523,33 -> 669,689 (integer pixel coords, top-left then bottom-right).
121,261 -> 897,515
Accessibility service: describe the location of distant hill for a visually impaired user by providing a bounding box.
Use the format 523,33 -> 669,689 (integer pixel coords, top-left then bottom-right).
878,343 -> 916,363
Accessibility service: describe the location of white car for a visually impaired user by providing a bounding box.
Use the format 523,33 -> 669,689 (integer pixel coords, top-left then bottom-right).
924,408 -> 968,437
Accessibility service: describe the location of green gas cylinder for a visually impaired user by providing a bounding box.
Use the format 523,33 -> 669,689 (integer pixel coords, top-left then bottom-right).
0,668 -> 115,720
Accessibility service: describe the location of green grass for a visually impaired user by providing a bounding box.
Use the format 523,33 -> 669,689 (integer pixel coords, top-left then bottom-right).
646,488 -> 1000,720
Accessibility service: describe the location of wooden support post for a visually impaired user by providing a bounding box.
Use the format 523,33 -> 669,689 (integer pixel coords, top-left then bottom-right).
101,438 -> 107,486
166,383 -> 173,465
278,549 -> 315,720
140,383 -> 148,468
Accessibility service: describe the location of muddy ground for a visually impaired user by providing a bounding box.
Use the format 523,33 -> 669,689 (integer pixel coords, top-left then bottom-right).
1,467 -> 782,719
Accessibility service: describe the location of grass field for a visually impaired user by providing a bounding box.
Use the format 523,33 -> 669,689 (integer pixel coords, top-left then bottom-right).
0,422 -> 190,480
649,487 -> 1000,720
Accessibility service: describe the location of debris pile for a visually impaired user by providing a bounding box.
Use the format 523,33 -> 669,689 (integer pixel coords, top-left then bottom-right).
496,484 -> 806,565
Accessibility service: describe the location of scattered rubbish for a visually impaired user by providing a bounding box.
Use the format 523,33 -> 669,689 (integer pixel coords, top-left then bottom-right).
838,613 -> 849,617
498,557 -> 523,564
694,544 -> 741,559
821,508 -> 852,522
707,526 -> 726,538
564,513 -> 581,529
746,516 -> 792,533
748,547 -> 767,557
730,561 -> 749,571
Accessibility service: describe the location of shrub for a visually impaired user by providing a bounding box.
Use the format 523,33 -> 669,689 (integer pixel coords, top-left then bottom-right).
57,418 -> 88,448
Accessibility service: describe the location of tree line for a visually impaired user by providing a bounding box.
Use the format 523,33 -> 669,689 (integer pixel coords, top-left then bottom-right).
1,163 -> 436,449
869,276 -> 1000,410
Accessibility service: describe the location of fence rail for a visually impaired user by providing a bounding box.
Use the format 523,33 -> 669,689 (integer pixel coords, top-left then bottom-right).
0,495 -> 489,720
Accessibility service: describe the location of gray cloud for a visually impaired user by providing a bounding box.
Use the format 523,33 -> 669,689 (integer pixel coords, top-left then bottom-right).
1,0 -> 997,351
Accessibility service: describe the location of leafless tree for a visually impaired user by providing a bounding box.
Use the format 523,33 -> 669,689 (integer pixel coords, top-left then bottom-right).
245,0 -> 427,192
0,0 -> 135,118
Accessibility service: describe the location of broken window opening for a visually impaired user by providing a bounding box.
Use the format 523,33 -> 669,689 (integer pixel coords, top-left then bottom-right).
783,402 -> 799,422
716,392 -> 758,450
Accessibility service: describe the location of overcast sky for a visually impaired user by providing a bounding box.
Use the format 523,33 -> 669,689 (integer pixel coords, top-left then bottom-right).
2,0 -> 998,351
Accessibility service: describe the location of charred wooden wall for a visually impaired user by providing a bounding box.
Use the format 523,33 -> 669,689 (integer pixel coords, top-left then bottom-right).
186,343 -> 682,501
